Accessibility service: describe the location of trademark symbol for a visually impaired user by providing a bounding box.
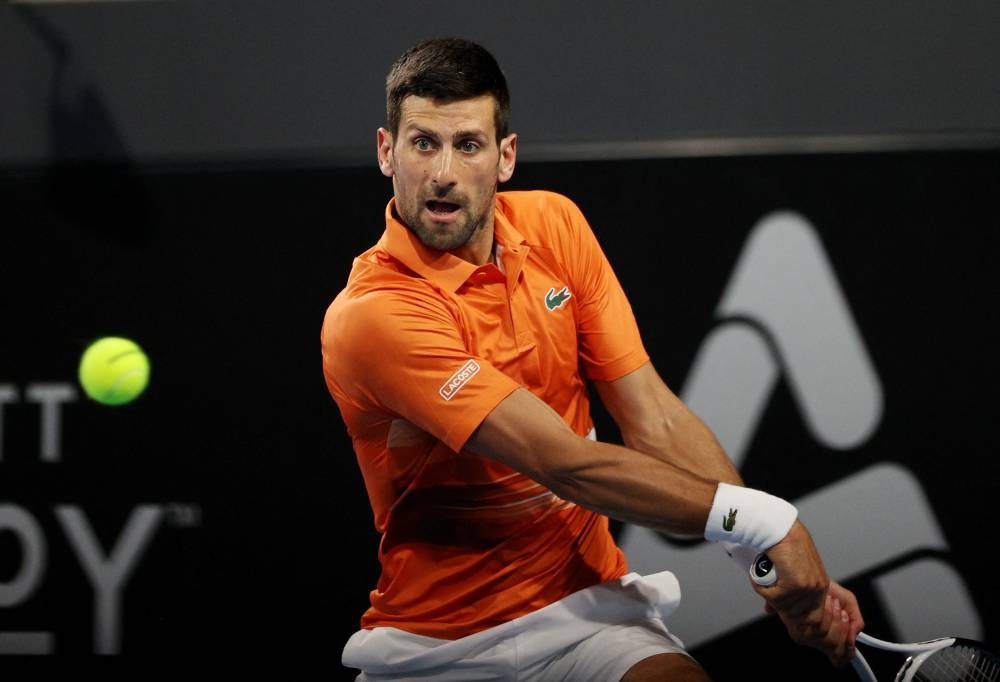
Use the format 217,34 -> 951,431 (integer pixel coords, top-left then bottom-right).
165,504 -> 202,528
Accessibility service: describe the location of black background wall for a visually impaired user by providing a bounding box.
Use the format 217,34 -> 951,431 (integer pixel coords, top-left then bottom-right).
3,1 -> 999,166
3,149 -> 998,680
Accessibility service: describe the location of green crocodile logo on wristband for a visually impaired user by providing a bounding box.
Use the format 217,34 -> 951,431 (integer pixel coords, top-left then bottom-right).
723,508 -> 738,532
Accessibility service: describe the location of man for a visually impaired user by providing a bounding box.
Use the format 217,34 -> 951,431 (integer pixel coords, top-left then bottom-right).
321,37 -> 864,681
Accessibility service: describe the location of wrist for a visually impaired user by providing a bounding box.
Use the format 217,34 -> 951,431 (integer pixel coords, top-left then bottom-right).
704,482 -> 798,552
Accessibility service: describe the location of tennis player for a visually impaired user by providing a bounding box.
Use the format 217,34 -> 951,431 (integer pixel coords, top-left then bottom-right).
321,36 -> 864,681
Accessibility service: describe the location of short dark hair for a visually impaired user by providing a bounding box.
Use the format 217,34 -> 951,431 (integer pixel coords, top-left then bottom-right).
385,37 -> 510,144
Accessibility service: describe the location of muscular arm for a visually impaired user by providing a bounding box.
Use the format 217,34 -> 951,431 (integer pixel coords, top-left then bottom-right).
593,362 -> 865,665
466,385 -> 722,536
467,361 -> 864,666
592,361 -> 743,487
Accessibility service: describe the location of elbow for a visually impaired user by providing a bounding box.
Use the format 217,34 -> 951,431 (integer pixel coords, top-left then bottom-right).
621,414 -> 677,454
535,438 -> 608,503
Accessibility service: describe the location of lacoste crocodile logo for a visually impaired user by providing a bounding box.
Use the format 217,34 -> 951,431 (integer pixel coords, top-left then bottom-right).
723,508 -> 738,532
544,286 -> 572,312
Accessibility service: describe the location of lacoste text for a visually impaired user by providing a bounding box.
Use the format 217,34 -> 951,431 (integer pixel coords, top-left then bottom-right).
439,360 -> 481,400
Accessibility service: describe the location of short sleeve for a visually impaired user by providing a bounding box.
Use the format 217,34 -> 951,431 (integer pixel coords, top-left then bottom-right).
555,195 -> 649,381
322,284 -> 520,452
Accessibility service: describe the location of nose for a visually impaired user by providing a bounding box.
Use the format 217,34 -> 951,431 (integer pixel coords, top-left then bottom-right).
431,147 -> 458,189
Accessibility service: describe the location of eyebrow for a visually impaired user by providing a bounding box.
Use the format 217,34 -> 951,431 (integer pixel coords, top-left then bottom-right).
407,125 -> 489,142
454,129 -> 489,141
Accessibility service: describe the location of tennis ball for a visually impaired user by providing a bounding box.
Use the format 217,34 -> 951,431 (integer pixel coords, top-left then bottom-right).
78,336 -> 150,406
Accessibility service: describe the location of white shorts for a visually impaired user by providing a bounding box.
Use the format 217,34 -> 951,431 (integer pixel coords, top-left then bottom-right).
342,570 -> 691,682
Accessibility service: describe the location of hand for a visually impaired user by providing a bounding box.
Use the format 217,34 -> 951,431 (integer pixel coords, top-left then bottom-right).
823,582 -> 865,664
753,522 -> 865,667
764,581 -> 865,667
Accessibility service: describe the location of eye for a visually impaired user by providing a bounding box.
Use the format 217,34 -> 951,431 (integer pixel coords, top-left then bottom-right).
414,138 -> 433,151
459,140 -> 481,153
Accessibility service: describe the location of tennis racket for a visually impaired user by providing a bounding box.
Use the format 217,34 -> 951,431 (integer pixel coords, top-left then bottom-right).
850,631 -> 1000,682
744,553 -> 1000,681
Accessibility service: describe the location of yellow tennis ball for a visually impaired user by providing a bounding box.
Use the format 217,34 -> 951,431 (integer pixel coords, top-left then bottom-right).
78,336 -> 150,406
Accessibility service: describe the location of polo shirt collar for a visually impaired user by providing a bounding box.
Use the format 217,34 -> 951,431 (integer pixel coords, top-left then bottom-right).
492,204 -> 527,254
380,198 -> 527,292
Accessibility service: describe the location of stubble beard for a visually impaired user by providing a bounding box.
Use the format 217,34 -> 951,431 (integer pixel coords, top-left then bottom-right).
399,188 -> 495,253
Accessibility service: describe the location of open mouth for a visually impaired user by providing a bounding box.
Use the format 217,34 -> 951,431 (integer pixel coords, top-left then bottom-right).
426,200 -> 460,215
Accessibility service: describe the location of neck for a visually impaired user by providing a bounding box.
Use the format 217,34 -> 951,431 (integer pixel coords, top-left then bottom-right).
451,218 -> 495,266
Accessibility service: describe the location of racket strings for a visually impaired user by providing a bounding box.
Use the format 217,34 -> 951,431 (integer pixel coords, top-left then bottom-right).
911,643 -> 1000,682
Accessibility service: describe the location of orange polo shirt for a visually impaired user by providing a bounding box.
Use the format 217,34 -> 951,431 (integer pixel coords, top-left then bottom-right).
321,190 -> 649,639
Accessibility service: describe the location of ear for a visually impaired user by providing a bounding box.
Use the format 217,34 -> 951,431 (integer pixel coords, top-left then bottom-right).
377,127 -> 394,177
497,133 -> 517,184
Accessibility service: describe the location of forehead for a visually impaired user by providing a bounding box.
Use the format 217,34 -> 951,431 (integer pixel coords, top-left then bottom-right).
398,94 -> 497,137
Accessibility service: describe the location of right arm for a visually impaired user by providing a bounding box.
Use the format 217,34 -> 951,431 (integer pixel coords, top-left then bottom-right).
467,386 -> 722,537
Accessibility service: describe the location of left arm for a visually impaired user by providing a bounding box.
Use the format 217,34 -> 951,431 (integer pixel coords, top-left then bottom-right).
592,361 -> 743,486
594,360 -> 865,666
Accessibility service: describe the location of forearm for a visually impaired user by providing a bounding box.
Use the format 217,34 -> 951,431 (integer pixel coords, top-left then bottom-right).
469,381 -> 800,547
468,386 -> 722,536
549,439 -> 722,535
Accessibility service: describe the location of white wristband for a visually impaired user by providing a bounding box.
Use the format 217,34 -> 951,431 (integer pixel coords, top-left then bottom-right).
704,482 -> 797,552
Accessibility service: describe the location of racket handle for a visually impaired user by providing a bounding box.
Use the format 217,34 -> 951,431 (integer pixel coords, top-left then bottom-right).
726,544 -> 779,586
749,552 -> 778,586
850,650 -> 878,682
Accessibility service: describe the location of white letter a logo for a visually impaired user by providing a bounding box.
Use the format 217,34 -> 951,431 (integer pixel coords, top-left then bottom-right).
682,210 -> 882,466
